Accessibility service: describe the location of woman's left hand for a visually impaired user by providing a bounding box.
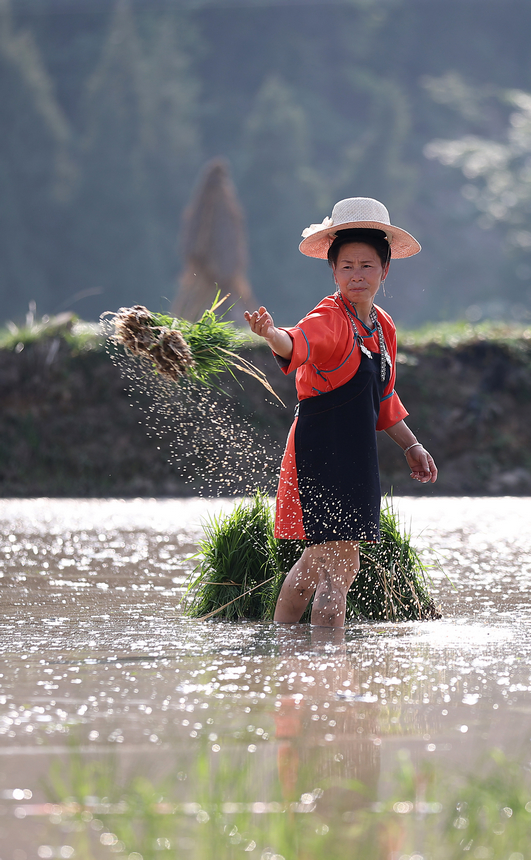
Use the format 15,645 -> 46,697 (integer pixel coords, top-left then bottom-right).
406,446 -> 438,483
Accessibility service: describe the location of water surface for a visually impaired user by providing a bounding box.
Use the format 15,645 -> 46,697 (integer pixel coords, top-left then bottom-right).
1,497 -> 531,860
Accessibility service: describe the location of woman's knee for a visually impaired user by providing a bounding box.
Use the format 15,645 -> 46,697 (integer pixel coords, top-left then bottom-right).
283,552 -> 318,593
314,541 -> 359,575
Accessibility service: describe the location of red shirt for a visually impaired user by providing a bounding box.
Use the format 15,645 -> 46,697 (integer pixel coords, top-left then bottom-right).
276,293 -> 408,431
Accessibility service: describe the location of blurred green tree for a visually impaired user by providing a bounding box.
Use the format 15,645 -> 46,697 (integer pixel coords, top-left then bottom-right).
65,0 -> 200,318
0,0 -> 74,319
68,0 -> 160,313
140,11 -> 202,288
3,0 -> 531,326
424,79 -> 531,320
239,74 -> 323,320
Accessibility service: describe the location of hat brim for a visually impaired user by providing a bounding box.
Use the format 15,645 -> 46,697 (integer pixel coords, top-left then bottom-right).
299,220 -> 421,259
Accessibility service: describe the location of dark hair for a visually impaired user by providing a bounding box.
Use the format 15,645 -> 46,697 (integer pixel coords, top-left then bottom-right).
327,228 -> 390,268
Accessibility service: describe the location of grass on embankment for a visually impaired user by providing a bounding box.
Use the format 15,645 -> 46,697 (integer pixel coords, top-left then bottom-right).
397,319 -> 531,356
0,311 -> 101,353
2,312 -> 531,355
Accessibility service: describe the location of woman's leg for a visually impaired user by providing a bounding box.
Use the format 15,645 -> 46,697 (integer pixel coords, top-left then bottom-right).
273,546 -> 322,623
274,540 -> 359,628
310,542 -> 359,627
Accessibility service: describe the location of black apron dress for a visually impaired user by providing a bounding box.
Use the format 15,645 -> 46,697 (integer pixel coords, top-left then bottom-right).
294,349 -> 389,544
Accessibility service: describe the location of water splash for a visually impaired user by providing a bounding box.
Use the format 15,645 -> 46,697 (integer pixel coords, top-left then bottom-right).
105,337 -> 281,496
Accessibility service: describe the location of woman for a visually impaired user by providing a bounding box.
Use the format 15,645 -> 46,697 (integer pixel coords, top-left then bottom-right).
245,197 -> 437,628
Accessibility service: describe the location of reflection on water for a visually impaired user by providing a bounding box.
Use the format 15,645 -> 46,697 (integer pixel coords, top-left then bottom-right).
1,497 -> 531,859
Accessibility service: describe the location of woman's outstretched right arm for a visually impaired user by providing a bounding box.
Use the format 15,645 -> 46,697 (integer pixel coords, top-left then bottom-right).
244,306 -> 293,360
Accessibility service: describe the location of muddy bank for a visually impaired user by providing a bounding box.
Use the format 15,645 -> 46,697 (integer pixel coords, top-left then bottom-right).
0,328 -> 530,496
382,335 -> 531,495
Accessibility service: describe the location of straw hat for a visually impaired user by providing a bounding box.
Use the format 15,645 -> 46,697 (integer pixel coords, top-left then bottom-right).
299,197 -> 421,259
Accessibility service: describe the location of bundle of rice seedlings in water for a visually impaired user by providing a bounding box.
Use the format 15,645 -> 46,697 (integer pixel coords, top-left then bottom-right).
103,294 -> 283,402
186,492 -> 279,622
187,494 -> 440,622
346,503 -> 441,621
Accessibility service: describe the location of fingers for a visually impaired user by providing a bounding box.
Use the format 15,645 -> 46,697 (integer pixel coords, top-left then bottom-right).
410,463 -> 438,483
244,307 -> 273,337
410,470 -> 434,484
408,449 -> 438,484
422,453 -> 437,484
244,307 -> 267,321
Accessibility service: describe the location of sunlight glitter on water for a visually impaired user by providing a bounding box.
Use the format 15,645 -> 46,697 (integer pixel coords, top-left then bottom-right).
1,497 -> 531,859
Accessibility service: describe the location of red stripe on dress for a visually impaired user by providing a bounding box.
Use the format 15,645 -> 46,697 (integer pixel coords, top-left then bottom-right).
274,418 -> 306,540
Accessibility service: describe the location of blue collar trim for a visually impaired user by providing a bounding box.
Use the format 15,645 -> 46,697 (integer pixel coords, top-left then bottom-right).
346,300 -> 376,335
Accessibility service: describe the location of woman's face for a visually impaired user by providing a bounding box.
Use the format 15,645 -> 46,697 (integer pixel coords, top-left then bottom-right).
332,242 -> 388,310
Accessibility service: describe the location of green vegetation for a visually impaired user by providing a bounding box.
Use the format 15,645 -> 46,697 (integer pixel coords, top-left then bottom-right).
42,740 -> 531,860
4,312 -> 531,358
186,493 -> 439,622
348,505 -> 441,622
397,319 -> 531,350
0,310 -> 101,353
177,299 -> 250,387
186,492 -> 305,622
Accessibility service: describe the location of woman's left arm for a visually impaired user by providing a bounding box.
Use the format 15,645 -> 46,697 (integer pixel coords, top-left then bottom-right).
384,420 -> 438,484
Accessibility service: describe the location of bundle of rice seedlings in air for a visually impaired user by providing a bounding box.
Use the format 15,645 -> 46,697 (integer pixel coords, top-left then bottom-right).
186,494 -> 440,622
103,294 -> 283,402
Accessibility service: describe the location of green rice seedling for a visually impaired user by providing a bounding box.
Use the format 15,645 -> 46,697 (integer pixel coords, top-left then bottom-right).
41,737 -> 531,860
433,747 -> 531,858
187,494 -> 440,622
103,293 -> 283,403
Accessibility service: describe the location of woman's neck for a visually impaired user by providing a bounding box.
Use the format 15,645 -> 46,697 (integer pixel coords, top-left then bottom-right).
354,303 -> 373,327
342,295 -> 374,328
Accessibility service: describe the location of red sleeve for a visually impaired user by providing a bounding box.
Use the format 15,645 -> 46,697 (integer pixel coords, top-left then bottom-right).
274,307 -> 347,376
376,317 -> 409,430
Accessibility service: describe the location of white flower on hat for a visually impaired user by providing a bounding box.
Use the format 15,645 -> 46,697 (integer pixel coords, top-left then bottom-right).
301,215 -> 333,239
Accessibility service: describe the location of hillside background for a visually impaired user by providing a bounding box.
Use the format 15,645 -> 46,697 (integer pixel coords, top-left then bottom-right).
3,0 -> 531,329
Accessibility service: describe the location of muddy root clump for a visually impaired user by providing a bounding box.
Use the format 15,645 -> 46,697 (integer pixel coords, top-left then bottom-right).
111,305 -> 195,383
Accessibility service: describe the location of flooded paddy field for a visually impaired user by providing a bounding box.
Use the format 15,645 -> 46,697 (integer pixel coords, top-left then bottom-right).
1,497 -> 531,860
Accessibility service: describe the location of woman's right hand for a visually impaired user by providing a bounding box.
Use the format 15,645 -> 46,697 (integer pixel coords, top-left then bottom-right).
244,306 -> 294,360
244,306 -> 275,339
